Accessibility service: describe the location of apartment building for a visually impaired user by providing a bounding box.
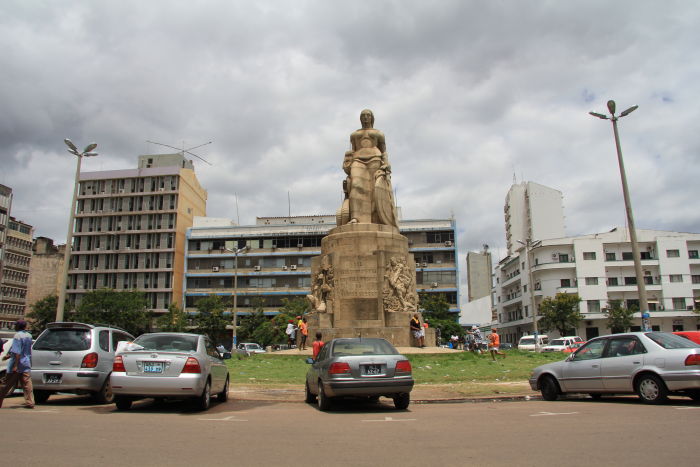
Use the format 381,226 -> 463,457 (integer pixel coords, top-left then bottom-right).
467,247 -> 492,302
0,217 -> 33,328
504,181 -> 565,255
493,227 -> 700,344
184,215 -> 460,316
26,237 -> 65,310
0,184 -> 11,285
66,154 -> 207,313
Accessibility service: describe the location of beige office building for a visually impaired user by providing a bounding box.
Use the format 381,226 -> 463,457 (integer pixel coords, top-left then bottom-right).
0,217 -> 33,328
67,154 -> 207,313
26,237 -> 65,310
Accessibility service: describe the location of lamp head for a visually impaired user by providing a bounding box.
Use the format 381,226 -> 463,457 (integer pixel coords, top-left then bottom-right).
64,139 -> 78,151
606,100 -> 616,115
84,143 -> 97,153
620,105 -> 638,117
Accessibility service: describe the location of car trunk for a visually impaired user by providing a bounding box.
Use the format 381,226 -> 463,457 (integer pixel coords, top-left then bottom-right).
119,351 -> 192,377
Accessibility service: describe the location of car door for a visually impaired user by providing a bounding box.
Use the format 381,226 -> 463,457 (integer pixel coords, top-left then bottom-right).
307,343 -> 330,393
600,336 -> 646,392
204,338 -> 226,392
560,338 -> 608,391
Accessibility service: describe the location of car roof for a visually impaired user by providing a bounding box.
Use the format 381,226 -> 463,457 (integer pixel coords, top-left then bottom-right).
47,322 -> 130,333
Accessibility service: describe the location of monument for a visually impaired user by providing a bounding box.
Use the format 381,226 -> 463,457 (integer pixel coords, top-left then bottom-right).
306,109 -> 428,346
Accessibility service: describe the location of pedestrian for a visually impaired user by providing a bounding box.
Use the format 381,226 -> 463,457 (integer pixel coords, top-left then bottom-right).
299,317 -> 309,351
410,313 -> 424,347
0,320 -> 34,409
312,332 -> 324,359
472,326 -> 484,354
296,315 -> 303,347
285,319 -> 296,348
488,327 -> 506,361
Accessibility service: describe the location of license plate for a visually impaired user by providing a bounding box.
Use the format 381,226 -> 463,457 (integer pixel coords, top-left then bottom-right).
45,374 -> 62,384
143,362 -> 164,373
363,364 -> 382,375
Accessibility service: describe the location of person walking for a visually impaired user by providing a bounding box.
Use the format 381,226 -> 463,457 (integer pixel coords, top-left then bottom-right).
285,319 -> 296,348
472,326 -> 484,354
299,317 -> 309,351
0,320 -> 34,409
312,332 -> 324,359
488,327 -> 506,361
410,314 -> 424,347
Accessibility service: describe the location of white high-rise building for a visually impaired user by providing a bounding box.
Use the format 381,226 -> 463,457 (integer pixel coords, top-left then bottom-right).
504,182 -> 565,255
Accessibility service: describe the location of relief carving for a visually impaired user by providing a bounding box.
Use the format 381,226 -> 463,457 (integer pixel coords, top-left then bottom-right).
383,256 -> 418,313
307,255 -> 334,312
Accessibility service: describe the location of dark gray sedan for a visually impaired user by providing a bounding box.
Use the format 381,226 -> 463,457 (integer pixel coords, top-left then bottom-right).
305,338 -> 414,411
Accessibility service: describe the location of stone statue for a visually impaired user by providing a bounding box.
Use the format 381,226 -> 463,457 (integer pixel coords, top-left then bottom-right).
307,255 -> 334,312
383,256 -> 418,313
337,109 -> 399,228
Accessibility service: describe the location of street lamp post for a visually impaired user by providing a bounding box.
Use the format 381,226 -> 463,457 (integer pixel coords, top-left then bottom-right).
590,101 -> 650,330
56,139 -> 98,322
226,245 -> 249,349
518,239 -> 542,350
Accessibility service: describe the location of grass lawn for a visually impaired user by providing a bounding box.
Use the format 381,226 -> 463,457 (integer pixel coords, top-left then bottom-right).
226,350 -> 565,387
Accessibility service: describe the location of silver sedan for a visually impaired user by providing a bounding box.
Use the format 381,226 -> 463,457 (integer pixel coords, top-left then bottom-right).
305,338 -> 414,411
111,333 -> 230,411
529,332 -> 700,404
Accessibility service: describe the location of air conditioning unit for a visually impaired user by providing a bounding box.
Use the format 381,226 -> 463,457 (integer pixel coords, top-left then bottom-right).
212,266 -> 220,272
282,266 -> 288,270
297,243 -> 304,248
95,247 -> 100,251
431,282 -> 439,288
119,189 -> 125,193
422,262 -> 428,267
445,241 -> 453,247
159,188 -> 165,191
254,265 -> 261,271
290,265 -> 297,270
644,270 -> 651,276
552,253 -> 558,259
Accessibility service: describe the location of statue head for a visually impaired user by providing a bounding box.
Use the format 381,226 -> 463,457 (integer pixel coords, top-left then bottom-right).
360,109 -> 374,129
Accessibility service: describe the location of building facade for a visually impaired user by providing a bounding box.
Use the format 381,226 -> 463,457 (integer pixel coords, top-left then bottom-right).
184,216 -> 460,316
66,154 -> 207,313
493,228 -> 700,344
466,247 -> 492,302
505,181 -> 565,255
0,184 -> 12,288
26,237 -> 65,310
0,217 -> 33,329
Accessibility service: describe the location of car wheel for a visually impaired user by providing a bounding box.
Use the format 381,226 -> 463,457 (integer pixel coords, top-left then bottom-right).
115,396 -> 132,411
92,378 -> 115,404
217,376 -> 229,402
305,380 -> 316,404
317,381 -> 331,411
33,390 -> 52,404
540,375 -> 560,401
196,380 -> 211,411
636,374 -> 668,404
393,393 -> 410,410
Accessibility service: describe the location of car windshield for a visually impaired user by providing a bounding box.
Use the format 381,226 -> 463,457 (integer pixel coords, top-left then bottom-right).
520,338 -> 534,345
549,339 -> 566,346
645,332 -> 700,349
134,334 -> 198,352
34,329 -> 91,351
332,340 -> 398,356
247,344 -> 261,350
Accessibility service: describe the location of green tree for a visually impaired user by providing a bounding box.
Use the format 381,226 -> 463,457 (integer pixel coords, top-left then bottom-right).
26,294 -> 58,336
157,302 -> 190,332
279,297 -> 309,317
192,295 -> 229,345
419,293 -> 462,341
538,293 -> 582,336
604,299 -> 636,333
73,289 -> 151,336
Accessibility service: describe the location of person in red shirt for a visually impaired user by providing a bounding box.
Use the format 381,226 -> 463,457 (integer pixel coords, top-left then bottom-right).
312,332 -> 324,359
488,327 -> 506,361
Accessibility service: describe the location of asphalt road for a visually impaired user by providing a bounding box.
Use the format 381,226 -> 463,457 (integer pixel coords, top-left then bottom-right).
2,394 -> 698,466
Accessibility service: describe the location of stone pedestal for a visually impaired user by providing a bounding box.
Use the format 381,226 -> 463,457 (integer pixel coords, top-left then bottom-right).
306,223 -> 421,347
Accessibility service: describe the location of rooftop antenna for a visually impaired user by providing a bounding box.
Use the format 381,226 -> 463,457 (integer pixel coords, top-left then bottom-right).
145,140 -> 213,165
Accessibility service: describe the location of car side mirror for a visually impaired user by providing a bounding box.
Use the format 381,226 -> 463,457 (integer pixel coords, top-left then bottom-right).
306,357 -> 315,364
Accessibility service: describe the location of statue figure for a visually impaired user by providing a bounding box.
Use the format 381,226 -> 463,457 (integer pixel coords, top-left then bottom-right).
383,256 -> 418,313
307,255 -> 334,312
337,109 -> 399,227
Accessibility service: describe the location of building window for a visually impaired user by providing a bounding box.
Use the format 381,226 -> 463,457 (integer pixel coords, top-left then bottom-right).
558,254 -> 569,263
607,277 -> 619,286
692,275 -> 700,284
560,279 -> 572,288
624,276 -> 637,285
606,252 -> 616,261
666,249 -> 680,258
523,284 -> 527,292
585,277 -> 598,285
689,250 -> 699,259
672,297 -> 686,310
669,274 -> 683,283
622,252 -> 633,260
587,300 -> 601,313
583,252 -> 596,260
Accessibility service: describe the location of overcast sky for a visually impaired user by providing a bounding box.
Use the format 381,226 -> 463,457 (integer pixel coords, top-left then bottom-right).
2,1 -> 699,282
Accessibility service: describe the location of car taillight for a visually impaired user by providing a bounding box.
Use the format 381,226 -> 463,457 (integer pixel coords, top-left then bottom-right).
113,355 -> 126,372
329,362 -> 351,375
396,360 -> 412,373
181,357 -> 201,374
81,352 -> 99,368
685,354 -> 700,366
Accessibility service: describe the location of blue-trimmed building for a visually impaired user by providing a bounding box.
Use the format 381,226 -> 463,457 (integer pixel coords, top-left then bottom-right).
184,215 -> 460,316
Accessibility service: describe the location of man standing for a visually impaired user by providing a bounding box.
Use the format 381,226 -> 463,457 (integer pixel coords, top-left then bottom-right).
488,327 -> 506,361
0,320 -> 34,409
299,317 -> 309,351
312,332 -> 324,360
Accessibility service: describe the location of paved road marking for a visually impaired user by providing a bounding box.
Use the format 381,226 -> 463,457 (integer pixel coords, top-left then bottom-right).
362,416 -> 416,422
673,406 -> 700,410
198,415 -> 249,421
530,411 -> 579,417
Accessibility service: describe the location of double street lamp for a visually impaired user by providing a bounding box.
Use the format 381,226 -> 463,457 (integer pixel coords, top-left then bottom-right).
590,101 -> 650,330
226,245 -> 249,349
518,238 -> 542,350
56,139 -> 98,322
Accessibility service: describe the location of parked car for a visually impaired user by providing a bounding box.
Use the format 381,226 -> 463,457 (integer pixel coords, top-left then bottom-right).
304,337 -> 414,411
111,332 -> 230,411
0,338 -> 13,384
541,336 -> 585,352
673,331 -> 700,345
518,334 -> 549,351
529,332 -> 700,404
31,322 -> 134,404
236,342 -> 267,356
499,343 -> 515,350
